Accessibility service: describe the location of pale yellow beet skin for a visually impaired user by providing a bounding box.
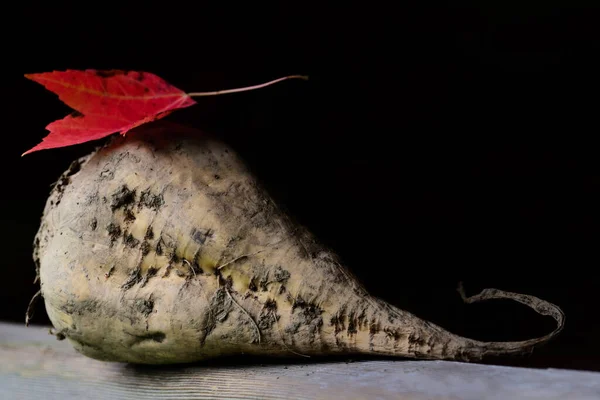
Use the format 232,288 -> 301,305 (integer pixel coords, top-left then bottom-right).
34,122 -> 564,364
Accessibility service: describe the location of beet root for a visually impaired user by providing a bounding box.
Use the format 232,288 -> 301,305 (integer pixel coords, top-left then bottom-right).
32,122 -> 564,364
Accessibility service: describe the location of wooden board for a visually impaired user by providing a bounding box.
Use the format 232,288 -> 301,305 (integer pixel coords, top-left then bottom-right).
1,321 -> 599,400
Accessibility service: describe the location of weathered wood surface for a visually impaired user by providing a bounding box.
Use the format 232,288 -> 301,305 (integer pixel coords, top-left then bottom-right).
1,322 -> 599,400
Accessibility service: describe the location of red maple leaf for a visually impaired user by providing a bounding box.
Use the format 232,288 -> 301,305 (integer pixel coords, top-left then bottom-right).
23,70 -> 307,156
22,69 -> 197,155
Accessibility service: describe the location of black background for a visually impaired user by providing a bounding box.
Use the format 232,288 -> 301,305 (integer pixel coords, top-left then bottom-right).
3,4 -> 600,371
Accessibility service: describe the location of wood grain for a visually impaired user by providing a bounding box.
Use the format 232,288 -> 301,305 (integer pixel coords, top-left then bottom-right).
1,322 -> 599,400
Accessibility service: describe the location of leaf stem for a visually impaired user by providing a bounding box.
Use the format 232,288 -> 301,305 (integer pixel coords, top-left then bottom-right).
187,75 -> 308,97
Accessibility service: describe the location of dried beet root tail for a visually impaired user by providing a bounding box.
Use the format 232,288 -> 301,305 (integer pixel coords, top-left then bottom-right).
449,283 -> 565,361
366,283 -> 565,363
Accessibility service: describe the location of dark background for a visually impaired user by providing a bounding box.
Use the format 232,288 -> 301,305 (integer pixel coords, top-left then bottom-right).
3,4 -> 600,371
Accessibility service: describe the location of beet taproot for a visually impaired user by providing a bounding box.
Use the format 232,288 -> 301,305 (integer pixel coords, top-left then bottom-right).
31,122 -> 564,364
